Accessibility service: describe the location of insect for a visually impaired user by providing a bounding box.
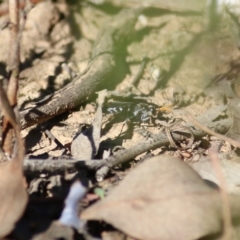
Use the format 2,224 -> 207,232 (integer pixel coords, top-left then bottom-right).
104,101 -> 159,124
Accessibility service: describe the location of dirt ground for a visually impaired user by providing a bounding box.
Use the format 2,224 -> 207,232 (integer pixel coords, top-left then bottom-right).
1,0 -> 240,239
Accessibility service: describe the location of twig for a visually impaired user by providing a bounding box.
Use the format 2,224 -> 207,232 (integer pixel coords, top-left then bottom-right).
183,110 -> 240,148
7,0 -> 20,105
209,144 -> 232,240
129,56 -> 148,90
0,85 -> 24,167
44,129 -> 69,155
2,0 -> 20,155
23,158 -> 92,175
0,0 -> 36,17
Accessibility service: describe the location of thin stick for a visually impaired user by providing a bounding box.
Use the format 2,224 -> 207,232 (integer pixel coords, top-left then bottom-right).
184,110 -> 240,148
8,0 -> 20,104
2,0 -> 20,155
0,85 -> 24,167
130,56 -> 148,87
209,144 -> 232,240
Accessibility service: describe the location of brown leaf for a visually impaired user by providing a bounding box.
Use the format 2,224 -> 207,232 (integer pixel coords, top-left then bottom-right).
81,155 -> 226,240
0,161 -> 28,237
189,155 -> 240,194
71,91 -> 105,160
71,105 -> 102,160
0,85 -> 28,237
32,221 -> 74,240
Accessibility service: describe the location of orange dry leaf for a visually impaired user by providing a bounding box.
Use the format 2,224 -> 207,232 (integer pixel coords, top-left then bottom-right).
0,161 -> 28,237
0,85 -> 28,237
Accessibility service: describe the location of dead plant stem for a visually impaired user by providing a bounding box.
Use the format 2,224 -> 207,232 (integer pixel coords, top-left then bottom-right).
8,0 -> 20,103
2,0 -> 21,155
183,110 -> 240,148
209,144 -> 232,240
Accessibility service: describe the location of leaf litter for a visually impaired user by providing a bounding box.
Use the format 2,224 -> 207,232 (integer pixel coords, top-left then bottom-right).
1,0 -> 240,239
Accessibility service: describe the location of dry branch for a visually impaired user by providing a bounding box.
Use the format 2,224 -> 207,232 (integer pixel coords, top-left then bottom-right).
209,144 -> 232,239
2,0 -> 20,155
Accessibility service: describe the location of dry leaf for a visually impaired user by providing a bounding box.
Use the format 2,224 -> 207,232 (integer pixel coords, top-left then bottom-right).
71,105 -> 102,160
0,86 -> 28,237
0,161 -> 28,237
81,155 -> 228,240
32,221 -> 74,240
71,91 -> 105,160
189,155 -> 240,194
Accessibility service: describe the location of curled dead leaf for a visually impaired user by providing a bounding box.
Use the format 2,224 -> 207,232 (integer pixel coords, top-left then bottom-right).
0,85 -> 28,237
0,161 -> 28,237
81,155 -> 238,240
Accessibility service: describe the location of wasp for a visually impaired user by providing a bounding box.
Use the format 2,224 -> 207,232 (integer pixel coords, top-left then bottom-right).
103,101 -> 160,125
